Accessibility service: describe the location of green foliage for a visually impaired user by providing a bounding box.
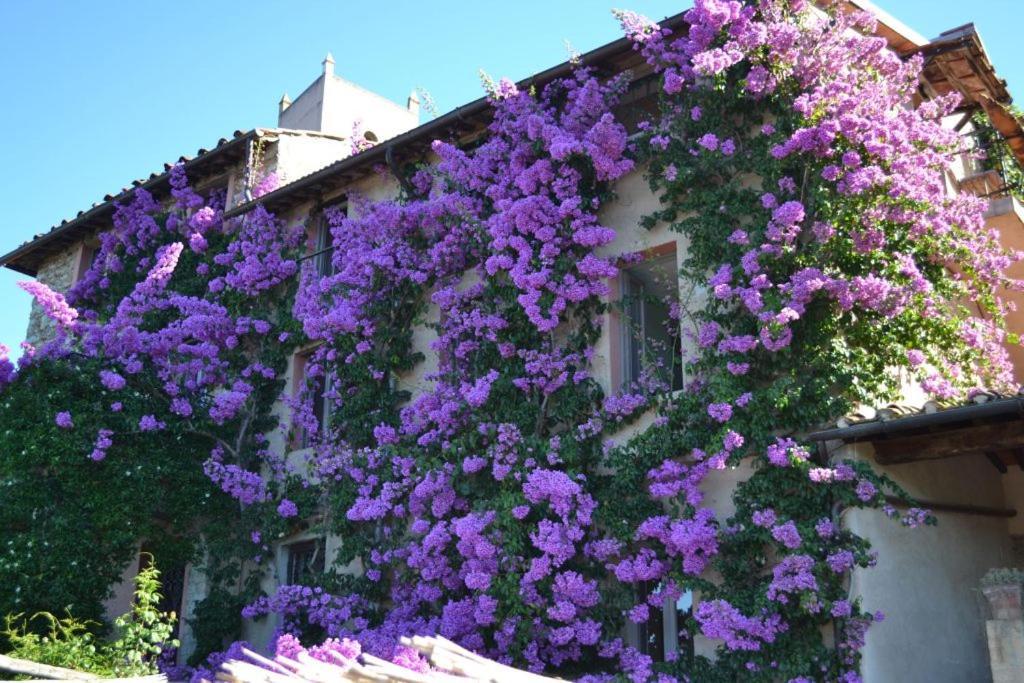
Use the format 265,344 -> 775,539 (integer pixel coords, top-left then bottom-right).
0,359 -> 226,628
2,562 -> 177,677
2,611 -> 119,676
186,581 -> 253,667
973,107 -> 1024,201
108,559 -> 179,675
0,207 -> 300,653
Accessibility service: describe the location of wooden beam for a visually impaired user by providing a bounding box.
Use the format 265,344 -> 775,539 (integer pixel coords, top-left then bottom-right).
953,110 -> 976,132
0,653 -> 99,680
884,495 -> 1016,519
985,451 -> 1008,474
873,420 -> 1024,464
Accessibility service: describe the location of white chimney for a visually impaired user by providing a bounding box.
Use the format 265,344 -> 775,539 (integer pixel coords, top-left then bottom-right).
277,54 -> 419,139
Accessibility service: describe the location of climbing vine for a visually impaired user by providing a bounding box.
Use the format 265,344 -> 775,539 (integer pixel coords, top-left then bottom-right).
1,171 -> 307,664
973,105 -> 1024,202
0,358 -> 223,631
5,1 -> 1022,682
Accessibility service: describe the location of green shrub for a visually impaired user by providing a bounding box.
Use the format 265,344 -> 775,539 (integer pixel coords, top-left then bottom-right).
2,611 -> 118,676
108,559 -> 179,675
2,560 -> 178,677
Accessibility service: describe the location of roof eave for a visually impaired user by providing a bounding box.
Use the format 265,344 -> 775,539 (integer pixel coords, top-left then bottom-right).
0,129 -> 263,276
807,396 -> 1024,443
223,11 -> 691,220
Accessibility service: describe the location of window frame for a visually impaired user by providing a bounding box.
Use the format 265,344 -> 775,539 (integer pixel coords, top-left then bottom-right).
308,199 -> 348,277
612,243 -> 684,393
71,240 -> 100,285
283,537 -> 326,586
292,347 -> 332,449
630,583 -> 695,665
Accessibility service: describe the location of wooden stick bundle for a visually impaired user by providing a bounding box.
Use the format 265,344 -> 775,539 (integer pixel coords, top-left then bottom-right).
0,652 -> 165,683
214,635 -> 567,683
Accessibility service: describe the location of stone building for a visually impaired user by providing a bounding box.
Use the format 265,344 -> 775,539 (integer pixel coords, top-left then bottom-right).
3,1 -> 1024,680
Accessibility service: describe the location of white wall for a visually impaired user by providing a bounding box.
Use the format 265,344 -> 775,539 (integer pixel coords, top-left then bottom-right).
102,547 -> 140,622
178,551 -> 211,663
279,72 -> 417,142
846,443 -> 1012,682
276,133 -> 349,185
279,78 -> 327,133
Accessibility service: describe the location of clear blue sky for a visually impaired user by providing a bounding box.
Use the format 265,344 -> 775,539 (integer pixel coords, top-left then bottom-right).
1,1 -> 1021,360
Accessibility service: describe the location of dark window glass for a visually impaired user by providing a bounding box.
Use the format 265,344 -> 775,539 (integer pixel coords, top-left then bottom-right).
611,74 -> 662,134
286,539 -> 325,585
301,369 -> 329,448
636,583 -> 694,664
137,547 -> 186,639
621,252 -> 683,392
315,216 -> 334,277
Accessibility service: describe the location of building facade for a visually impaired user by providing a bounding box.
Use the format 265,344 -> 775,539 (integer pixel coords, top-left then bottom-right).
3,2 -> 1024,680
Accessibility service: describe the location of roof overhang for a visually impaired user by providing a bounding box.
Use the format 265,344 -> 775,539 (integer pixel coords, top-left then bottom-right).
808,396 -> 1024,472
0,129 -> 262,276
5,4 -> 1022,277
222,11 -> 691,221
917,23 -> 1024,167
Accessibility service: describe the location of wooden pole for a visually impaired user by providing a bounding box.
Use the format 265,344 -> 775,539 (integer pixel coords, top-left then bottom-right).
0,653 -> 100,680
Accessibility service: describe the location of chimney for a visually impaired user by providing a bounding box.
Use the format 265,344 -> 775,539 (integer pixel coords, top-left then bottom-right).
278,54 -> 418,138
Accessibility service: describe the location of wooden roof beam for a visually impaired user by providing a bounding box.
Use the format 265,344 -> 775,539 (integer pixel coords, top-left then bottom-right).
873,421 -> 1024,464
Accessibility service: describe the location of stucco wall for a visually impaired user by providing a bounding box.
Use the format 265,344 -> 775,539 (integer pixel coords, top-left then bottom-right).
279,72 -> 417,142
276,134 -> 349,186
178,551 -> 211,663
987,196 -> 1024,382
844,443 -> 1012,683
102,544 -> 140,623
322,77 -> 417,142
279,77 -> 327,133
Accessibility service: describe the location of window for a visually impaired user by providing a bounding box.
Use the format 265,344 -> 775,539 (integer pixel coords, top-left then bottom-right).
633,584 -> 694,664
308,371 -> 329,445
310,203 -> 346,277
73,242 -> 100,284
285,538 -> 325,585
195,173 -> 229,205
612,74 -> 661,134
294,351 -> 331,448
620,250 -> 683,392
313,214 -> 333,277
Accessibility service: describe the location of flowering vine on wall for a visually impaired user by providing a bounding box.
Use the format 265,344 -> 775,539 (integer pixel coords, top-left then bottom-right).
5,0 -> 1022,681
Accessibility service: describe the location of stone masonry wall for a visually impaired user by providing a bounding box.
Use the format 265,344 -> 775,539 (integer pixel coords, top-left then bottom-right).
25,243 -> 80,347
